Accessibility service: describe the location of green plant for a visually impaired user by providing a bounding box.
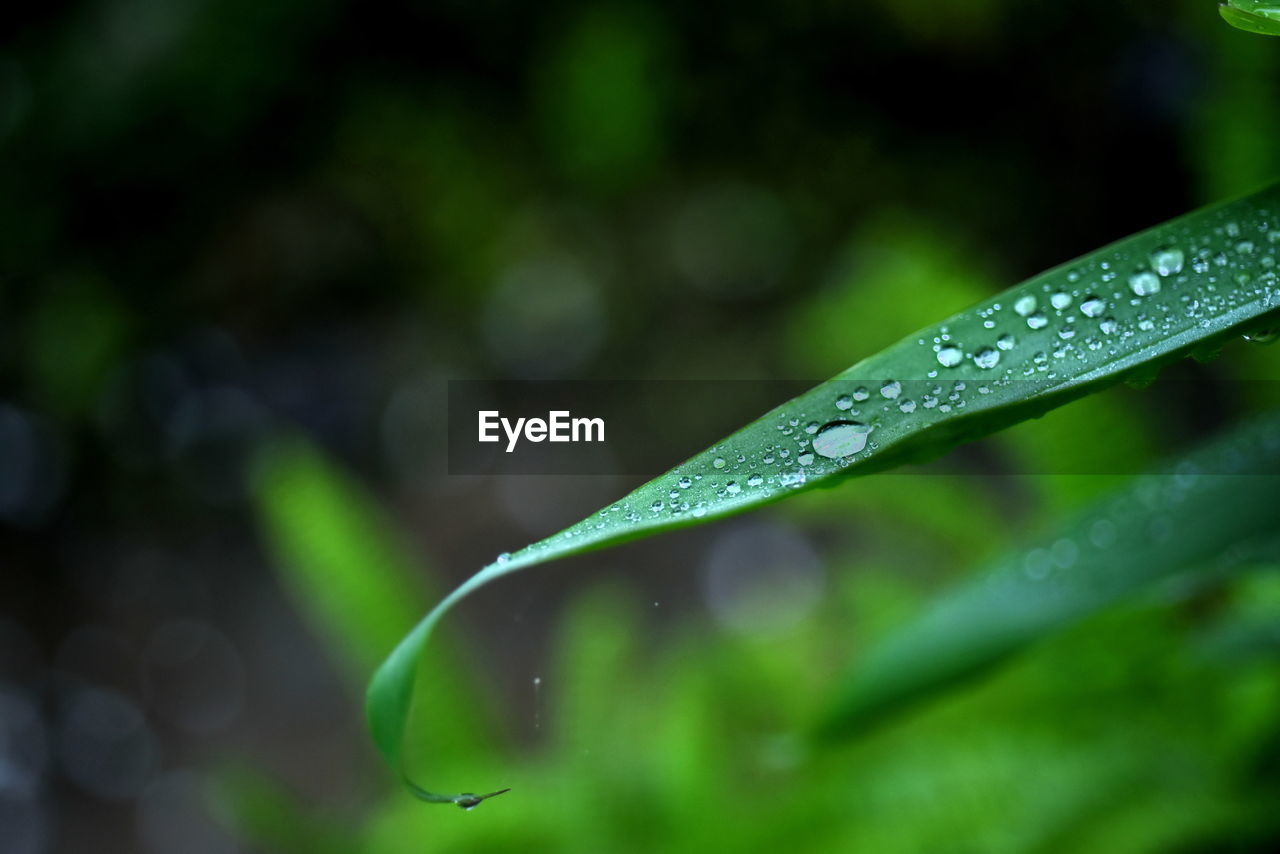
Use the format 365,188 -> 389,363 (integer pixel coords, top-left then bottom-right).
367,183 -> 1280,805
1221,1 -> 1280,35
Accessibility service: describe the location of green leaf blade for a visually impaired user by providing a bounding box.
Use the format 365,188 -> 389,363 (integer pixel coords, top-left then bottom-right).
1221,3 -> 1280,36
818,411 -> 1280,736
369,183 -> 1280,800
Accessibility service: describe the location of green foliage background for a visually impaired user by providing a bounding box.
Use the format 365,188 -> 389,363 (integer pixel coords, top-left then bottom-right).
2,0 -> 1279,852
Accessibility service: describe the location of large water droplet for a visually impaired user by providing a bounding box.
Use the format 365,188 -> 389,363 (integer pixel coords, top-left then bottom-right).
834,394 -> 853,411
1129,271 -> 1161,296
725,481 -> 741,495
746,474 -> 764,487
1013,294 -> 1038,317
1050,292 -> 1072,310
712,456 -> 726,469
812,421 -> 872,459
1149,246 -> 1183,277
936,345 -> 963,367
973,347 -> 1000,369
996,333 -> 1016,350
880,380 -> 901,399
1080,295 -> 1106,317
1026,311 -> 1048,329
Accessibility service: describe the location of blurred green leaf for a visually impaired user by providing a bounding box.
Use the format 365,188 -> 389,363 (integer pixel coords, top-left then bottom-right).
369,183 -> 1280,802
820,411 -> 1280,736
253,436 -> 427,677
536,5 -> 667,190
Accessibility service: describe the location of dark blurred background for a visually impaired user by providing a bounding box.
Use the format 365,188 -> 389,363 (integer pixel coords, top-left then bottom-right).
3,1 -> 1280,852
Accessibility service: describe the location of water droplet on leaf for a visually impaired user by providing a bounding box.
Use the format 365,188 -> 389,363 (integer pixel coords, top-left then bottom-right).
1149,246 -> 1183,276
1129,271 -> 1161,296
812,421 -> 872,459
973,347 -> 1000,369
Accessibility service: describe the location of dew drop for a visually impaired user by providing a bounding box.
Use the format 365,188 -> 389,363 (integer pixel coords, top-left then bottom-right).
497,552 -> 512,564
1026,311 -> 1048,329
973,347 -> 1000,369
746,474 -> 764,487
1013,294 -> 1038,317
899,399 -> 917,413
1100,317 -> 1119,335
712,457 -> 726,469
996,333 -> 1016,350
812,421 -> 872,459
852,386 -> 870,401
678,476 -> 692,489
1080,295 -> 1106,317
650,501 -> 664,512
797,452 -> 815,465
936,345 -> 963,367
1149,246 -> 1184,276
725,481 -> 741,495
880,380 -> 901,399
1050,291 -> 1072,310
1129,271 -> 1161,296
834,394 -> 853,411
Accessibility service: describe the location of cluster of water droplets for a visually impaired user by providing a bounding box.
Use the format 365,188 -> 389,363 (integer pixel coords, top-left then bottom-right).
913,217 -> 1279,388
494,209 -> 1280,559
